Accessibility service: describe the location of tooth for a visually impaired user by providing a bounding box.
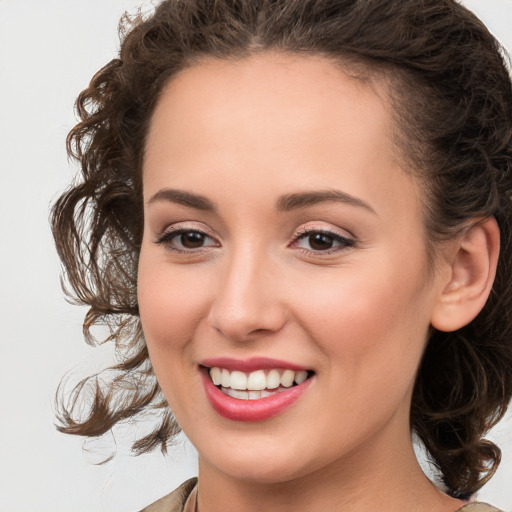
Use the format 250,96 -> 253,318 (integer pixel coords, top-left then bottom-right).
210,367 -> 222,386
280,369 -> 295,387
295,370 -> 308,384
225,388 -> 237,398
261,389 -> 273,398
267,369 -> 280,389
230,388 -> 248,399
247,370 -> 266,390
221,369 -> 230,388
230,371 -> 248,390
215,367 -> 310,394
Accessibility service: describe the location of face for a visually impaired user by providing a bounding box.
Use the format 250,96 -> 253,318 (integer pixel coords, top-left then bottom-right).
138,53 -> 444,484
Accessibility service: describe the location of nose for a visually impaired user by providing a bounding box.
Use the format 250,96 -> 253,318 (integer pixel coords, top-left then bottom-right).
207,248 -> 287,342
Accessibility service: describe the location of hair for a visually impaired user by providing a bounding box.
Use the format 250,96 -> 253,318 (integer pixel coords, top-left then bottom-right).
52,0 -> 512,499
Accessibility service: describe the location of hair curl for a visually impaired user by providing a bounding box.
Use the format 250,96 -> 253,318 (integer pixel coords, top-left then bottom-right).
52,0 -> 512,499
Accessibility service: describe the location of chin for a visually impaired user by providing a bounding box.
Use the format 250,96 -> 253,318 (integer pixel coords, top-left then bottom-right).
196,432 -> 329,485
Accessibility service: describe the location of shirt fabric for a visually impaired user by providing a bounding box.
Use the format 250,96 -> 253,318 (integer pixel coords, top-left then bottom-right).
140,478 -> 504,512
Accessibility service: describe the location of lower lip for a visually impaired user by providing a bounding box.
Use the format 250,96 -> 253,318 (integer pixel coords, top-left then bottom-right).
201,371 -> 313,422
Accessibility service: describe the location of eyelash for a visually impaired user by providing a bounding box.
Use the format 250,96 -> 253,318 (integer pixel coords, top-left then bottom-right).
290,227 -> 355,255
155,226 -> 355,256
155,226 -> 218,254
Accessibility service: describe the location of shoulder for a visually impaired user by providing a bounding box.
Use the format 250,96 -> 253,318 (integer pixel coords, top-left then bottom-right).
456,502 -> 504,512
140,477 -> 198,512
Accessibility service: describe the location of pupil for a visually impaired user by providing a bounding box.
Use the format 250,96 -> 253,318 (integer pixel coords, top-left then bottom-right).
309,233 -> 333,250
181,232 -> 204,248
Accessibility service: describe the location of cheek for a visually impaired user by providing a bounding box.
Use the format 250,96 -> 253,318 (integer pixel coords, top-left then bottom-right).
296,255 -> 432,385
137,251 -> 213,364
137,254 -> 213,416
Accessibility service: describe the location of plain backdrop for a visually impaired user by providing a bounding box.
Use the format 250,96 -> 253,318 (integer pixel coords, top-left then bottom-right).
0,1 -> 511,511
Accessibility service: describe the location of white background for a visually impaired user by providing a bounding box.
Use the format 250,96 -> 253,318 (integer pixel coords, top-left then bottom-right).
0,1 -> 511,511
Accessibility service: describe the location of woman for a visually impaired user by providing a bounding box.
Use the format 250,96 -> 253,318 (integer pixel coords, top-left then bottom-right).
52,0 -> 512,510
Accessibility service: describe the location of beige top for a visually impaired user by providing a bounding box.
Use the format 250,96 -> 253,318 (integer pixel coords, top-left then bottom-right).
140,478 -> 504,512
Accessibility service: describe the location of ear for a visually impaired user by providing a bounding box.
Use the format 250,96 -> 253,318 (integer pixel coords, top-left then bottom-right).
430,218 -> 500,332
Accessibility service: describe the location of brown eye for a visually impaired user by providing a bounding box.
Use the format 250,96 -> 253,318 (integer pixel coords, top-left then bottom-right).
180,231 -> 206,248
308,233 -> 335,251
156,228 -> 218,253
293,229 -> 355,254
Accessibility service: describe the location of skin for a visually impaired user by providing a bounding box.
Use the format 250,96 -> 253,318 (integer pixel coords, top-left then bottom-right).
138,53 -> 472,511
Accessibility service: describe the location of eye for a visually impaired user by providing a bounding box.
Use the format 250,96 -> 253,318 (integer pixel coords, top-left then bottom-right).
155,227 -> 218,253
292,228 -> 355,254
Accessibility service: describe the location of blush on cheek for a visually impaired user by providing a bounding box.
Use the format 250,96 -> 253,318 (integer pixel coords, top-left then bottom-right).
302,268 -> 428,380
138,264 -> 213,357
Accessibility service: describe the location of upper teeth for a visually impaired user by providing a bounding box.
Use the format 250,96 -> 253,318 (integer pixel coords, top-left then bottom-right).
209,367 -> 309,390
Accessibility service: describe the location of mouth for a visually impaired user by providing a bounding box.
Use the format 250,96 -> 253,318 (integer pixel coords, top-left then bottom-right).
199,359 -> 315,422
206,366 -> 314,400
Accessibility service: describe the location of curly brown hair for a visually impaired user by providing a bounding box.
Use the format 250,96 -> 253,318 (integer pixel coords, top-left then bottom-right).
52,0 -> 512,499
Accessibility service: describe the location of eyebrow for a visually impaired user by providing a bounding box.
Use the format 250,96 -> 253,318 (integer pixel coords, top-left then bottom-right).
147,187 -> 376,215
147,188 -> 216,211
275,189 -> 377,215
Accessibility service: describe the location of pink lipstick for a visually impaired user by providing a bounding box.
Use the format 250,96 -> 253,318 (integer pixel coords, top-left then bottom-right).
200,358 -> 314,422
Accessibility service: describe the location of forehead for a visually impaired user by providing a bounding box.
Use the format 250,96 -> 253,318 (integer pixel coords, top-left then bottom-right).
143,52 -> 421,223
146,53 -> 392,162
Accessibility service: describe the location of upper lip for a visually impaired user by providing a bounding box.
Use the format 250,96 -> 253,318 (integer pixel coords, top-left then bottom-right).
200,357 -> 311,373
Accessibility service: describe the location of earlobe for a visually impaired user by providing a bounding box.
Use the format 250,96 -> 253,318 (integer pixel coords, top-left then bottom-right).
430,218 -> 500,333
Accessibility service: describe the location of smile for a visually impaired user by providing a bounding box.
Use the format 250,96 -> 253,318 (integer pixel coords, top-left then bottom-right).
200,358 -> 315,422
208,367 -> 310,400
